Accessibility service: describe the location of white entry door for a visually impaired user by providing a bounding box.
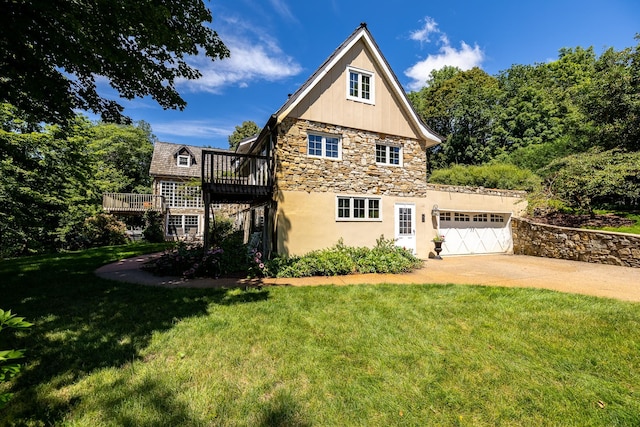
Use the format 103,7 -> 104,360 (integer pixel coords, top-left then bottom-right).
395,203 -> 416,254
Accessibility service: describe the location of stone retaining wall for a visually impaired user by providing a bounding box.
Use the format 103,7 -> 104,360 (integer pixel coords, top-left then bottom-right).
426,183 -> 527,199
513,217 -> 640,268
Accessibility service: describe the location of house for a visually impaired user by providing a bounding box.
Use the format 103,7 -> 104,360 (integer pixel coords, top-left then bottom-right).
201,23 -> 526,259
106,24 -> 525,257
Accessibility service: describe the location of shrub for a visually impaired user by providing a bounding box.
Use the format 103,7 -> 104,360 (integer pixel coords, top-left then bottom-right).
143,242 -> 227,279
142,210 -> 164,243
266,237 -> 422,278
143,230 -> 250,279
1,309 -> 32,409
429,163 -> 541,191
63,213 -> 128,250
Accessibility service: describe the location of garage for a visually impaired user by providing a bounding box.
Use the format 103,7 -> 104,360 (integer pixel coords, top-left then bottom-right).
437,210 -> 513,255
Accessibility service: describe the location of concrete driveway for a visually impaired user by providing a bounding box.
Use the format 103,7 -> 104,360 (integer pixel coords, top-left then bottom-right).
95,253 -> 640,302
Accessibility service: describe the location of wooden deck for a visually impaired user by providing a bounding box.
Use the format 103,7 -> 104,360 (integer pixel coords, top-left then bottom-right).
201,150 -> 274,204
102,193 -> 166,214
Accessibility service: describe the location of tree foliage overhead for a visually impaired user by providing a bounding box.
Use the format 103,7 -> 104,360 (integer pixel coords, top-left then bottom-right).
0,0 -> 229,125
228,121 -> 260,150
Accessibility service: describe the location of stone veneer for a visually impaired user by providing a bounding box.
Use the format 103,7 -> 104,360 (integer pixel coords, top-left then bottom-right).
426,183 -> 527,198
275,118 -> 429,197
513,217 -> 640,268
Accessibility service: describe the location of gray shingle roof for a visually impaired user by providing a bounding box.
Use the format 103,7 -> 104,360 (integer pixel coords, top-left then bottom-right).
149,141 -> 204,178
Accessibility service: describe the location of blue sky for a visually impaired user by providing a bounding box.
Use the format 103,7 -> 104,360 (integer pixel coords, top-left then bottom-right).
107,0 -> 640,149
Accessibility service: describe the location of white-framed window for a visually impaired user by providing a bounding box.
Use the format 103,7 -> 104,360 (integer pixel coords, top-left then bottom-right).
160,181 -> 203,208
439,212 -> 451,222
167,215 -> 199,236
177,154 -> 191,167
375,143 -> 402,166
347,66 -> 375,104
307,133 -> 341,160
336,196 -> 381,221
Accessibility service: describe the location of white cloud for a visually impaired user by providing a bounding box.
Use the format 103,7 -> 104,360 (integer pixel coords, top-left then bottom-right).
405,17 -> 485,91
152,120 -> 232,139
409,17 -> 440,44
178,22 -> 302,93
268,0 -> 297,23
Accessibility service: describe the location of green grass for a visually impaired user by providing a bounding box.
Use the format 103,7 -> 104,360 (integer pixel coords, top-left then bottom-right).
1,245 -> 639,426
596,211 -> 640,235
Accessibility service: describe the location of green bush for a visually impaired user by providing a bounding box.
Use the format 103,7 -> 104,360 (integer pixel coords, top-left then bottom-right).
266,237 -> 423,278
1,309 -> 32,409
429,163 -> 541,191
143,230 -> 250,279
540,149 -> 640,213
64,213 -> 128,250
142,210 -> 164,243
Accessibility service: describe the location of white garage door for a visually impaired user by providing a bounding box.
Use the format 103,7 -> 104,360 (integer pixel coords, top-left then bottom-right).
438,212 -> 512,255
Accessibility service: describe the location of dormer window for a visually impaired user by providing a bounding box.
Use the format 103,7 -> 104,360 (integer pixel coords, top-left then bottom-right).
177,154 -> 191,167
347,66 -> 375,104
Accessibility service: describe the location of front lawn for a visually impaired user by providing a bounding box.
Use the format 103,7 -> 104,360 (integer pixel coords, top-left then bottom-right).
1,245 -> 639,426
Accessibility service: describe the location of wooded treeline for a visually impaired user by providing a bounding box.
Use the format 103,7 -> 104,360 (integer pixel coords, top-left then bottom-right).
410,37 -> 640,213
0,104 -> 155,257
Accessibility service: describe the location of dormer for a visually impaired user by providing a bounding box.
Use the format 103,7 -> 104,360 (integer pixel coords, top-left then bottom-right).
174,146 -> 196,168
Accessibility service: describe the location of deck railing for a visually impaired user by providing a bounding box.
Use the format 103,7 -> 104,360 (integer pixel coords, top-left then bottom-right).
201,150 -> 273,202
102,193 -> 166,213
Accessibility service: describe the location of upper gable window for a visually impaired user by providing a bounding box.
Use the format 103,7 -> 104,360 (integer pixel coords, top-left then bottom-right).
347,66 -> 375,104
308,134 -> 341,160
177,154 -> 191,167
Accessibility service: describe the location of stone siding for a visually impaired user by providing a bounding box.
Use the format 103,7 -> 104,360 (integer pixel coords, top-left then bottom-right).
276,118 -> 429,196
426,183 -> 527,199
513,217 -> 640,268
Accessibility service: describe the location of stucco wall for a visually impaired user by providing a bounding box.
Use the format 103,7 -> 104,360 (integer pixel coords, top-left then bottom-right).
275,187 -> 528,258
275,190 -> 432,258
513,217 -> 640,268
426,184 -> 527,217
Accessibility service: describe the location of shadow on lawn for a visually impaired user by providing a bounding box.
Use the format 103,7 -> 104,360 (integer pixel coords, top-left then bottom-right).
0,249 -> 269,425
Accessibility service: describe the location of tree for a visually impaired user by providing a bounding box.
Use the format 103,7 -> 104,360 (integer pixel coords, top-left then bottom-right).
0,105 -> 92,256
0,0 -> 229,125
228,121 -> 260,150
0,104 -> 157,256
577,38 -> 640,151
410,67 -> 504,165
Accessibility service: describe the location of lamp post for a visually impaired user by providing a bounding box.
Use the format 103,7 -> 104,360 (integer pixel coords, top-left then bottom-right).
431,204 -> 443,260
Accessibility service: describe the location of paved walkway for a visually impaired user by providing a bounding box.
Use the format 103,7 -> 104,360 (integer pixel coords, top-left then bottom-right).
95,253 -> 640,302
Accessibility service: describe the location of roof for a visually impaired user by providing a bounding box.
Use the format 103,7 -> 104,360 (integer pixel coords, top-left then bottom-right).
149,141 -> 206,178
274,23 -> 441,146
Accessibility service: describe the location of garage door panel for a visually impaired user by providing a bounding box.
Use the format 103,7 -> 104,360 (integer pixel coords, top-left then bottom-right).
438,212 -> 512,255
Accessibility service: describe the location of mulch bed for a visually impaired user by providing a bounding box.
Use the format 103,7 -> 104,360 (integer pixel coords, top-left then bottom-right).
531,212 -> 634,229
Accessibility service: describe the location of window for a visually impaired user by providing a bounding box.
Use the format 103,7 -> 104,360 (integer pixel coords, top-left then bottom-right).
490,214 -> 505,223
177,154 -> 191,167
440,212 -> 451,222
167,215 -> 199,236
375,144 -> 402,166
347,67 -> 374,104
160,181 -> 203,208
336,196 -> 381,221
307,134 -> 341,159
454,212 -> 470,222
473,214 -> 488,222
